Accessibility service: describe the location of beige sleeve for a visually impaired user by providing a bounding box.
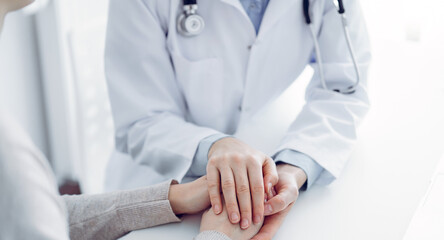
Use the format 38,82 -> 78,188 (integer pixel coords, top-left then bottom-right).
63,180 -> 181,240
194,231 -> 232,240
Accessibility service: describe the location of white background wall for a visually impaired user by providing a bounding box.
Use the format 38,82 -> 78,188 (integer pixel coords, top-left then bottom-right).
34,0 -> 112,193
0,12 -> 48,157
0,1 -> 111,193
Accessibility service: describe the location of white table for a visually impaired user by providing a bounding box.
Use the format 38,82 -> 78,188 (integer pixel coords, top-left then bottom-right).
122,11 -> 444,239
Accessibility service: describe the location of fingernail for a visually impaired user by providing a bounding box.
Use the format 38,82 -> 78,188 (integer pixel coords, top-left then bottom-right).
214,204 -> 221,214
253,215 -> 261,224
264,204 -> 272,215
241,219 -> 249,229
231,212 -> 240,222
268,183 -> 272,192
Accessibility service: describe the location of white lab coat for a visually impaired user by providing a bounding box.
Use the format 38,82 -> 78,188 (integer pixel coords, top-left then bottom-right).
104,0 -> 371,191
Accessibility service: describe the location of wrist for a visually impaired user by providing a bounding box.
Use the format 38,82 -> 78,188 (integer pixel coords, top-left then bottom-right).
169,184 -> 187,215
169,176 -> 210,215
277,163 -> 307,189
208,136 -> 235,157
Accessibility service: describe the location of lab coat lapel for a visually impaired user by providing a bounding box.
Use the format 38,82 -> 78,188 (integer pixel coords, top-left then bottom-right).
258,0 -> 300,39
219,0 -> 250,20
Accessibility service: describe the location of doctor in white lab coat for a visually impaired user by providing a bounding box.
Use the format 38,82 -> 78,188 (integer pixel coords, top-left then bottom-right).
104,0 -> 370,237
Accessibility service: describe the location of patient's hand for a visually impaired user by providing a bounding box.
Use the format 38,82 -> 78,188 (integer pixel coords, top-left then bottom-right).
200,203 -> 263,240
169,176 -> 211,215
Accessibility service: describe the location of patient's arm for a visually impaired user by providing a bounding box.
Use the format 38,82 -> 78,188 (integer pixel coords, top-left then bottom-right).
64,176 -> 211,240
63,180 -> 180,239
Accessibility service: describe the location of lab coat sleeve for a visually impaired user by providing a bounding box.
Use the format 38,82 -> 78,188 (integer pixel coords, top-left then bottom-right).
105,0 -> 221,181
188,133 -> 230,177
274,0 -> 371,185
274,149 -> 324,190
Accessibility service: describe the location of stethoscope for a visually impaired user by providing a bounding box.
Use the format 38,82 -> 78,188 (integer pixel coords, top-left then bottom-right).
177,0 -> 360,94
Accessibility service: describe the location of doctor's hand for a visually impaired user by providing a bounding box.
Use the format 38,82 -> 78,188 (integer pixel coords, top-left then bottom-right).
169,176 -> 211,215
251,163 -> 307,240
200,200 -> 263,240
206,137 -> 278,230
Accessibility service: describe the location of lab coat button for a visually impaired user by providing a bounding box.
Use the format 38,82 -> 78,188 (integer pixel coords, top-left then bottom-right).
247,45 -> 252,50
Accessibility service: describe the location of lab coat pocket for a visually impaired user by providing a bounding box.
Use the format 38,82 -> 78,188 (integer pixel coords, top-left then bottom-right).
171,53 -> 225,125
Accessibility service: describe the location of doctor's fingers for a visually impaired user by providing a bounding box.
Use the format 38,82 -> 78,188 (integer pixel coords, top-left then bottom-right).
220,165 -> 241,224
262,157 -> 279,197
207,165 -> 223,215
247,162 -> 265,225
232,166 -> 253,229
251,203 -> 293,240
263,184 -> 299,216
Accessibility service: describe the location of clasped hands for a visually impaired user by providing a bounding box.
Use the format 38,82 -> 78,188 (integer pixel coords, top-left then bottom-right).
169,137 -> 307,240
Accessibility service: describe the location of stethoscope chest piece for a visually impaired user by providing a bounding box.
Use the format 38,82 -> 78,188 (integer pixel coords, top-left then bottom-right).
177,1 -> 205,37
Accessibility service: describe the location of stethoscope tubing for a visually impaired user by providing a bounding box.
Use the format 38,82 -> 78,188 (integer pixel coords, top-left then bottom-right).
179,0 -> 361,95
304,0 -> 360,94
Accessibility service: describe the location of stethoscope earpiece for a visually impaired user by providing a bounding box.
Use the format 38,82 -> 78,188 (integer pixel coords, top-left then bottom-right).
346,86 -> 356,94
334,86 -> 356,94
